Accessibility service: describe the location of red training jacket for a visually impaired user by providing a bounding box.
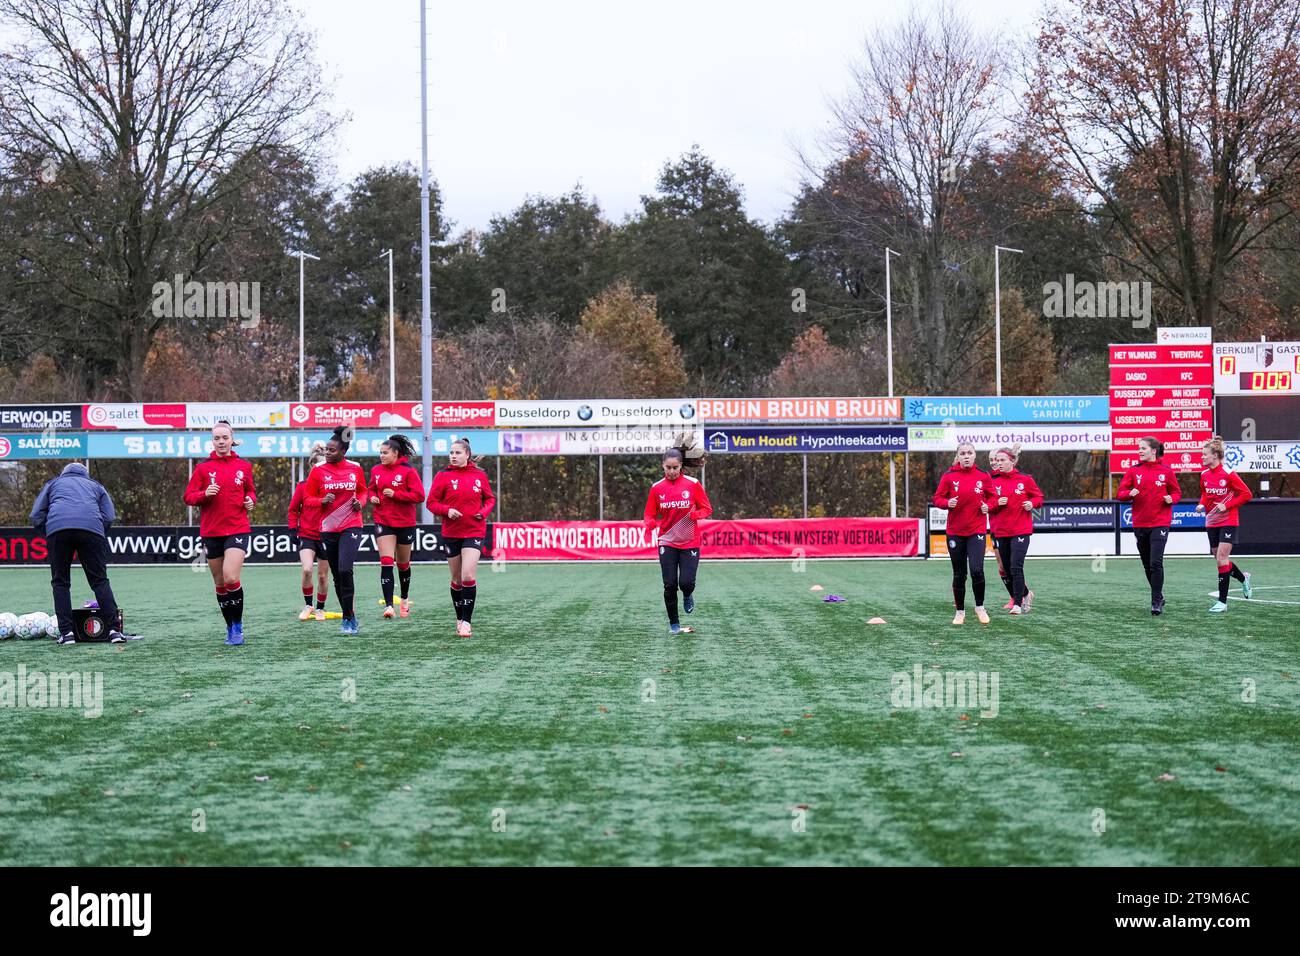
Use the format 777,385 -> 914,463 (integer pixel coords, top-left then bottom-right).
1199,464 -> 1252,528
287,478 -> 323,540
1116,460 -> 1181,528
368,457 -> 426,527
426,464 -> 496,537
987,468 -> 1044,537
305,459 -> 367,534
183,451 -> 256,537
932,465 -> 993,537
643,474 -> 712,550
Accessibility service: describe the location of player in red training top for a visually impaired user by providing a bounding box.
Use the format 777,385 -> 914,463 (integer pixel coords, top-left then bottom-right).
368,434 -> 425,619
1195,435 -> 1254,613
288,442 -> 330,621
932,441 -> 993,625
644,446 -> 712,636
987,444 -> 1044,616
426,437 -> 496,638
305,426 -> 368,634
1116,436 -> 1182,615
182,420 -> 256,645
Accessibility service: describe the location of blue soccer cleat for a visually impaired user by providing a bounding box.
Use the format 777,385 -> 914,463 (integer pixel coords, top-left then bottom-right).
1242,572 -> 1253,599
668,623 -> 680,635
1208,601 -> 1228,613
683,594 -> 695,614
340,617 -> 359,635
225,623 -> 244,645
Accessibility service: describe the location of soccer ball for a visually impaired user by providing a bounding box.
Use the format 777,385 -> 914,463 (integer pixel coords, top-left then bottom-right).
44,615 -> 59,638
0,612 -> 15,640
13,614 -> 35,640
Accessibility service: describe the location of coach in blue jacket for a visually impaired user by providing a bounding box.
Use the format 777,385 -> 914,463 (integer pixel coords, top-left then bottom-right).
30,462 -> 123,644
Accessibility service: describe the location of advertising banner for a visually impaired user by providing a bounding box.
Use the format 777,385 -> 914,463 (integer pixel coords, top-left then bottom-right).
1119,503 -> 1206,530
498,427 -> 699,456
0,405 -> 82,430
906,425 -> 1111,452
288,401 -> 496,429
186,403 -> 289,430
902,396 -> 1108,422
491,518 -> 923,560
493,399 -> 698,428
1224,441 -> 1300,472
83,403 -> 187,430
0,525 -> 483,566
698,397 -> 900,423
87,430 -> 495,459
703,427 -> 908,454
0,432 -> 88,460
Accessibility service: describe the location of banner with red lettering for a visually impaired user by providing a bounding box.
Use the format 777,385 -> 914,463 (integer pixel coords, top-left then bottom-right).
491,518 -> 923,560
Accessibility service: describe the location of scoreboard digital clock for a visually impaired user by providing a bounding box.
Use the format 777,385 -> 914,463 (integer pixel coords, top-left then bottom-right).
1238,370 -> 1294,391
1215,341 -> 1300,394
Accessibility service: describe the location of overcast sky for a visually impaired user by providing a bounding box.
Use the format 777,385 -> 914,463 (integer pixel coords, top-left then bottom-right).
309,0 -> 1044,234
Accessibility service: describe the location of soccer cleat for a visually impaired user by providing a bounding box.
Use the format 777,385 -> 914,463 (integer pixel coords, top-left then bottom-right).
683,594 -> 695,614
1209,601 -> 1228,613
298,606 -> 313,621
975,607 -> 990,625
1151,601 -> 1162,616
108,631 -> 127,644
340,617 -> 359,635
224,623 -> 244,646
952,611 -> 966,625
1023,590 -> 1035,612
678,625 -> 695,634
1009,605 -> 1024,616
56,633 -> 76,645
1001,600 -> 1015,611
383,605 -> 397,620
313,608 -> 326,622
399,600 -> 411,618
1242,572 -> 1253,599
457,620 -> 472,638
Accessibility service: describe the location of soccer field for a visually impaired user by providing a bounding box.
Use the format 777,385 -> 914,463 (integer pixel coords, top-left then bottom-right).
1,556 -> 1297,867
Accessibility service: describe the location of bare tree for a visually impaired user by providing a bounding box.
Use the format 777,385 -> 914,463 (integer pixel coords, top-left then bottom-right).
822,2 -> 1004,392
0,0 -> 338,397
1024,0 -> 1300,326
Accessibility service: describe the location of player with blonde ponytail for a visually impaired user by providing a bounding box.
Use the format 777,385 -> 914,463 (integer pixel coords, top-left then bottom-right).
1196,436 -> 1254,612
988,443 -> 1044,615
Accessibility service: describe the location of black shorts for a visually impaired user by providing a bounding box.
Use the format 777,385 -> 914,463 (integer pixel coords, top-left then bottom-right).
203,534 -> 249,561
297,536 -> 323,556
375,524 -> 416,546
444,536 -> 484,558
1207,526 -> 1239,548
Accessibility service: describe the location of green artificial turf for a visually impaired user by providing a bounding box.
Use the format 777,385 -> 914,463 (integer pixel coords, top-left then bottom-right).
0,556 -> 1297,866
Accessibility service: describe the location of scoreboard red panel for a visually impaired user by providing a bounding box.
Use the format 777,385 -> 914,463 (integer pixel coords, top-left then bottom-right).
1110,342 -> 1213,472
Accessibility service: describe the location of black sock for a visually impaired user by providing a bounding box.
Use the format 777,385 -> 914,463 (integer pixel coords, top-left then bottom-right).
227,584 -> 244,625
1218,570 -> 1231,603
1229,563 -> 1246,582
398,565 -> 412,599
461,584 -> 477,623
450,585 -> 463,620
302,586 -> 313,606
316,592 -> 327,610
380,563 -> 395,606
216,590 -> 233,626
664,585 -> 679,625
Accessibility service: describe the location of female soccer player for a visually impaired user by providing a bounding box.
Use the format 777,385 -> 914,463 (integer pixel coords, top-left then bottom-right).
932,441 -> 993,625
643,446 -> 712,635
988,444 -> 1044,615
182,420 -> 256,645
1116,436 -> 1181,615
305,426 -> 367,634
369,434 -> 425,619
426,438 -> 496,637
288,442 -> 330,621
1195,436 -> 1254,613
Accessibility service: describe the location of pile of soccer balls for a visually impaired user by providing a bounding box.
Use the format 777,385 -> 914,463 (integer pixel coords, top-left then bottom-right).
0,611 -> 59,640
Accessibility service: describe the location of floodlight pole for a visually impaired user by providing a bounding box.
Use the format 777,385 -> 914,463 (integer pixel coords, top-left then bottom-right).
291,250 -> 321,401
380,249 -> 396,402
419,0 -> 434,522
994,246 -> 1023,397
885,247 -> 900,518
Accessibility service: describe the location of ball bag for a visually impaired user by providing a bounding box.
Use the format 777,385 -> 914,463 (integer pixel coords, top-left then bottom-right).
71,607 -> 123,642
